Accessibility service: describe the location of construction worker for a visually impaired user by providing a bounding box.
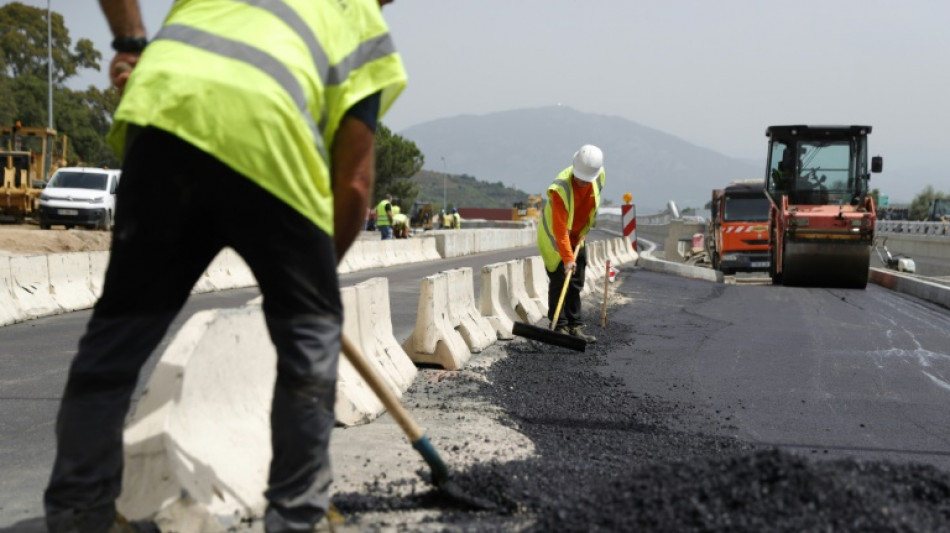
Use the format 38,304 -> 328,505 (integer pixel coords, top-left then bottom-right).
449,207 -> 461,229
537,144 -> 605,344
376,193 -> 394,240
392,206 -> 410,238
45,2 -> 406,533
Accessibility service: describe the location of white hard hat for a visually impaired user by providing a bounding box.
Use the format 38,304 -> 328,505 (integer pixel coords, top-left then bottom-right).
572,144 -> 603,182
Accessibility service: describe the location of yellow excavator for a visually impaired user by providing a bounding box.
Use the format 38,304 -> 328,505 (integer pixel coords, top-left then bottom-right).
512,194 -> 543,222
1,122 -> 68,222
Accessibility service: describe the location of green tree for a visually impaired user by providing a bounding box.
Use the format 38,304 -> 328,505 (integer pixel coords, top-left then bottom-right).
909,185 -> 949,221
0,3 -> 100,83
0,3 -> 117,167
374,123 -> 424,210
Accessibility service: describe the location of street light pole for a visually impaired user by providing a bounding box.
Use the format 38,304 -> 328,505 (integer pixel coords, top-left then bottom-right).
47,0 -> 53,130
440,156 -> 447,212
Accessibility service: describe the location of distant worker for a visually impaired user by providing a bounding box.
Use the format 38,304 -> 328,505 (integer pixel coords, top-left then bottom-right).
376,194 -> 394,240
392,211 -> 410,238
45,1 -> 407,532
449,207 -> 461,229
536,144 -> 605,343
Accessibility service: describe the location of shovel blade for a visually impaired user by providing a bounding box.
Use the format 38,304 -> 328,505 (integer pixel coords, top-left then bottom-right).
512,322 -> 587,352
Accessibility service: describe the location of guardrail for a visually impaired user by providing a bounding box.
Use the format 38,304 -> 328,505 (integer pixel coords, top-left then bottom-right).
877,220 -> 950,238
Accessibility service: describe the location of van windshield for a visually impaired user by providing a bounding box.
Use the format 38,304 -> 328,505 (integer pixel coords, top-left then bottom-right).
48,171 -> 108,191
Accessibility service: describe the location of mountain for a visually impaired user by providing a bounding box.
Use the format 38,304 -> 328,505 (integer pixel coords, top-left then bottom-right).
398,106 -> 760,213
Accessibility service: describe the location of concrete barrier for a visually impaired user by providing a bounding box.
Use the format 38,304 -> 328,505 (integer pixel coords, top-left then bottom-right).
523,256 -> 549,317
506,259 -> 544,325
479,262 -> 518,340
9,255 -> 61,319
118,307 -> 274,530
445,267 -> 496,353
350,277 -> 417,392
117,274 -> 418,528
638,251 -> 723,283
47,252 -> 98,312
870,268 -> 950,310
402,271 -> 472,369
89,251 -> 109,298
0,256 -> 24,326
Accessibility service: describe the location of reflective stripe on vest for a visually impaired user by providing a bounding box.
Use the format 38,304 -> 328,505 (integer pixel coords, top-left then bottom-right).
108,0 -> 407,237
537,166 -> 605,272
376,200 -> 391,226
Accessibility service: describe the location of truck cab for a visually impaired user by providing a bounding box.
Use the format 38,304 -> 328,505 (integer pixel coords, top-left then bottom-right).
709,180 -> 771,274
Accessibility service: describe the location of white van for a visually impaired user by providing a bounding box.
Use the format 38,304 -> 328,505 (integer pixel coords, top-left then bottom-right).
38,167 -> 121,230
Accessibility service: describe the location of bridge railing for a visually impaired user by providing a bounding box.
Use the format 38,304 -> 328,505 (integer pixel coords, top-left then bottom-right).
877,220 -> 950,238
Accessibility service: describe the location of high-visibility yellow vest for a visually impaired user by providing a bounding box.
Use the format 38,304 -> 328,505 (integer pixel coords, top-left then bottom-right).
376,199 -> 391,226
537,166 -> 605,272
108,0 -> 407,237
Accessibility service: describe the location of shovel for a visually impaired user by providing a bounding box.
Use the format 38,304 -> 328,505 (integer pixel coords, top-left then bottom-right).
339,335 -> 495,510
511,241 -> 586,352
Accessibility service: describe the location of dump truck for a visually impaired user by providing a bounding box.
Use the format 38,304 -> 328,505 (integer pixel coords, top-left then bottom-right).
708,180 -> 771,274
1,122 -> 67,222
763,125 -> 883,288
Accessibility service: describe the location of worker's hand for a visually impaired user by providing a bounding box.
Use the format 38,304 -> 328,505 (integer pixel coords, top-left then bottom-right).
109,52 -> 141,95
564,261 -> 577,274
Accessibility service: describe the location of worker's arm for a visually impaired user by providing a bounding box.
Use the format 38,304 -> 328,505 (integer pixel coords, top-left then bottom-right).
98,0 -> 147,94
332,93 -> 381,262
550,194 -> 576,271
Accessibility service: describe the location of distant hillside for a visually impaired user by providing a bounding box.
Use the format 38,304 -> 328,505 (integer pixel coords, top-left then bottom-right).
399,106 -> 760,213
409,169 -> 531,210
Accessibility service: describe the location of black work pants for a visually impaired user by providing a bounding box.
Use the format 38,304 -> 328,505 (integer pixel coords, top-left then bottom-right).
44,128 -> 342,533
546,245 -> 588,328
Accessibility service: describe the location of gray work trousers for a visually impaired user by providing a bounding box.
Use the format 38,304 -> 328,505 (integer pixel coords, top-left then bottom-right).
44,128 -> 342,533
546,245 -> 588,328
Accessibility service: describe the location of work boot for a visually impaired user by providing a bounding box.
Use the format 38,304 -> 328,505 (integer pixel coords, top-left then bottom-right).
554,325 -> 571,336
569,325 -> 597,344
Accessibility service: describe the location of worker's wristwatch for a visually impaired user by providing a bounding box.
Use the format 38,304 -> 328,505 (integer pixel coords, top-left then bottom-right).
111,36 -> 148,54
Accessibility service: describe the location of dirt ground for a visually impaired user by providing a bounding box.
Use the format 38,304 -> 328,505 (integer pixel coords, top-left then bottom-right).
0,223 -> 112,255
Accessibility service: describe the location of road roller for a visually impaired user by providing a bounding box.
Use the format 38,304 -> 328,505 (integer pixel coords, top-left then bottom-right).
763,125 -> 883,288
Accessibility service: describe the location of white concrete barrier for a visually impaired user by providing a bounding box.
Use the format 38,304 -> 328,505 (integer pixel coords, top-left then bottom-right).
523,256 -> 549,317
118,274 -> 417,528
89,251 -> 109,298
118,307 -> 274,530
47,252 -> 97,312
402,271 -> 471,369
0,256 -> 24,326
506,259 -> 544,325
479,262 -> 518,340
9,255 -> 61,319
445,267 -> 496,353
349,277 -> 417,392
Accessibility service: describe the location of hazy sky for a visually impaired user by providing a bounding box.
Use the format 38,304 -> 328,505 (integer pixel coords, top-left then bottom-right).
20,0 -> 950,204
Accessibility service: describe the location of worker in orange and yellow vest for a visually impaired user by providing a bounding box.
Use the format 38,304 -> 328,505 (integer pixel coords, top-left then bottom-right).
536,144 -> 605,344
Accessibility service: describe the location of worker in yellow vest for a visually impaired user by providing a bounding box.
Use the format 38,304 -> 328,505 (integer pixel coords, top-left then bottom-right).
376,194 -> 394,240
449,207 -> 461,229
536,144 -> 605,344
46,2 -> 407,532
